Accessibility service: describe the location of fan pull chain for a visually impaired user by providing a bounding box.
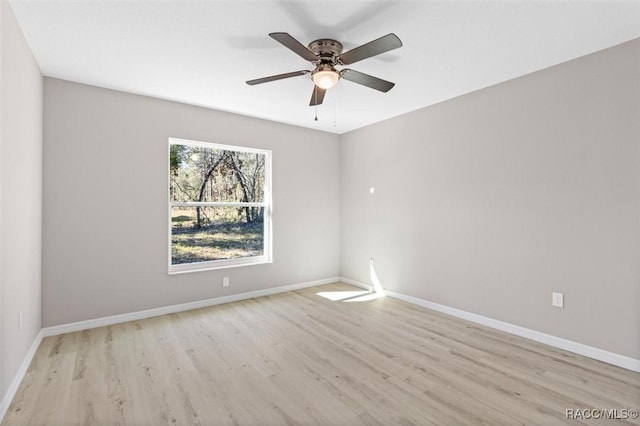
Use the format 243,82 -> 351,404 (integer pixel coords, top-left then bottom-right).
313,86 -> 319,121
334,91 -> 337,127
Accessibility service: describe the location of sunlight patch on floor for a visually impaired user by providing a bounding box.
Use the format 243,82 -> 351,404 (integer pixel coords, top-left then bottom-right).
317,259 -> 387,302
316,290 -> 386,303
318,259 -> 388,302
343,292 -> 385,302
316,290 -> 370,302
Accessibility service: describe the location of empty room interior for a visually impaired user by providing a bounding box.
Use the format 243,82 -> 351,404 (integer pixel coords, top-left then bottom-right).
1,0 -> 639,424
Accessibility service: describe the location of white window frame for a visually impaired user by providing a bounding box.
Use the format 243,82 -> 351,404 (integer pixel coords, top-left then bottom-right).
168,137 -> 272,274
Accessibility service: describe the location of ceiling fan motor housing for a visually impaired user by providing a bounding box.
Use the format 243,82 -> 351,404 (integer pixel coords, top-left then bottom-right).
308,39 -> 343,64
308,39 -> 343,87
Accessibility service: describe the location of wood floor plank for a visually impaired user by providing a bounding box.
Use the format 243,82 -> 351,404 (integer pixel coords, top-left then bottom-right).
3,282 -> 639,425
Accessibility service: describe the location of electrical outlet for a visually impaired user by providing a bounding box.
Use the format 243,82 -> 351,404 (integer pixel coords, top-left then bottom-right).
223,277 -> 229,287
19,312 -> 23,331
552,292 -> 564,308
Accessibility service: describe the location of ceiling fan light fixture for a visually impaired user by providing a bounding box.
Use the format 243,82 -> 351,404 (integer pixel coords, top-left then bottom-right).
312,68 -> 340,89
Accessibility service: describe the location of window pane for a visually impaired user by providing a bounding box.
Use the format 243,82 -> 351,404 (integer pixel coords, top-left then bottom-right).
171,206 -> 264,265
170,144 -> 265,203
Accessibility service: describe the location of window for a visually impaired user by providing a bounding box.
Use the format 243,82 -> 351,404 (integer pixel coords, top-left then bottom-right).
168,138 -> 272,273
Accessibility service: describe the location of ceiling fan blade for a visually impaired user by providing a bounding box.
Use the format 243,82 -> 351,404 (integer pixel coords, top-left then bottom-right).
246,70 -> 310,85
338,33 -> 402,65
309,86 -> 326,106
340,69 -> 395,92
269,32 -> 318,62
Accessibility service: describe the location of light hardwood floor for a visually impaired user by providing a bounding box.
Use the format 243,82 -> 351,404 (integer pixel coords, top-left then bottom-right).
3,282 -> 639,425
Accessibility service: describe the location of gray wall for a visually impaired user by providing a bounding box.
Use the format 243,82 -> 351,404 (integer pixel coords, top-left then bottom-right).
43,78 -> 340,326
0,0 -> 43,402
341,39 -> 640,359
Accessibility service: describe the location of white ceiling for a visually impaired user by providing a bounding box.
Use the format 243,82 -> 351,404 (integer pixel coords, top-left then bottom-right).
9,0 -> 640,134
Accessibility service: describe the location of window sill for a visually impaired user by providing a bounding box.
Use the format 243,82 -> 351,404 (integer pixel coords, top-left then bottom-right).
168,256 -> 272,275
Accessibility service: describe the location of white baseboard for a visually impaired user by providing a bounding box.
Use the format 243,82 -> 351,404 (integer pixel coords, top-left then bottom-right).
0,329 -> 43,422
340,277 -> 640,373
42,277 -> 341,337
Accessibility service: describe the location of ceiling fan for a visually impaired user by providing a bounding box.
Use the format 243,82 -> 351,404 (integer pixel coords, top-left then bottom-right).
246,32 -> 402,106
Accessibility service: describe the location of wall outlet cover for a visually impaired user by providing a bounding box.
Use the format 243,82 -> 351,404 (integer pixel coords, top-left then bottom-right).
552,292 -> 564,308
